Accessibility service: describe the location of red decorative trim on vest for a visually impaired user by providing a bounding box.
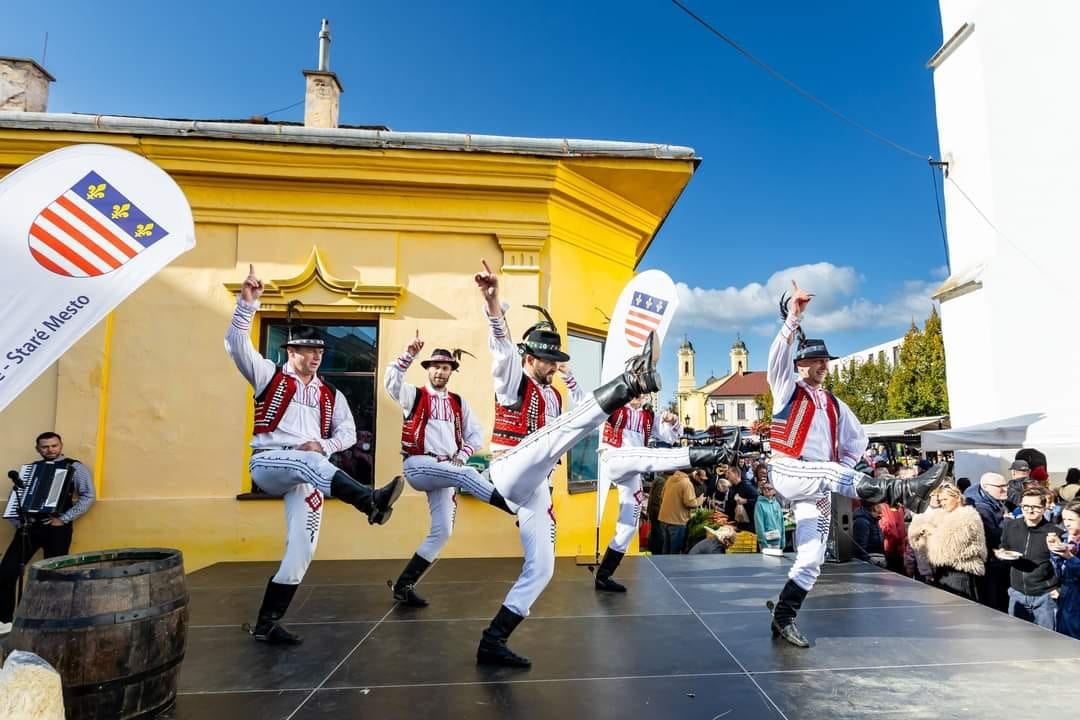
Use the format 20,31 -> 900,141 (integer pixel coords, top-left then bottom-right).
602,407 -> 654,448
769,384 -> 839,461
492,375 -> 562,447
401,387 -> 465,457
253,368 -> 336,439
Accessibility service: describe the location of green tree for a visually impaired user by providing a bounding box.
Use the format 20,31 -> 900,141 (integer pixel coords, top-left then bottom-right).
887,307 -> 949,418
754,387 -> 773,424
832,355 -> 893,424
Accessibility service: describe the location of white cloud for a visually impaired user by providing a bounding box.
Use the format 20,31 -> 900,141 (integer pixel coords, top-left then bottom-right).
671,263 -> 939,336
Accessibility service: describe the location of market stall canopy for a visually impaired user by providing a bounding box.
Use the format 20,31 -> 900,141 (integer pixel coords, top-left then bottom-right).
921,413 -> 1047,451
863,415 -> 949,442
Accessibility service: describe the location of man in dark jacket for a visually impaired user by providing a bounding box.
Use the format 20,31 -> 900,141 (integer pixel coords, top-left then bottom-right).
965,472 -> 1011,611
1006,459 -> 1031,512
852,501 -> 886,564
997,487 -> 1062,629
722,465 -> 758,532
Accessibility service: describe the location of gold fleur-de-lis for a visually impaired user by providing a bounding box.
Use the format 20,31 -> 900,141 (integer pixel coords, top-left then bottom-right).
111,203 -> 131,219
86,183 -> 106,200
135,222 -> 155,238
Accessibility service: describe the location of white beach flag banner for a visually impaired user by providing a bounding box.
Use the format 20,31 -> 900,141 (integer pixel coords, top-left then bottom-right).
596,269 -> 679,528
0,144 -> 195,413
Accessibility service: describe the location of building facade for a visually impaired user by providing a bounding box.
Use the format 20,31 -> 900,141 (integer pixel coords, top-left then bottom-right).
676,336 -> 765,430
930,1 -> 1080,478
0,57 -> 697,569
828,336 -> 904,374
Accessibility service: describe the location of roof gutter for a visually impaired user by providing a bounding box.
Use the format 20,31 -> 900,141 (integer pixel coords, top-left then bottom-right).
0,112 -> 698,161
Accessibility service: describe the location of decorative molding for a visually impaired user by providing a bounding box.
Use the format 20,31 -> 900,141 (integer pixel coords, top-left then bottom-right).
223,246 -> 403,314
927,22 -> 975,70
496,232 -> 548,273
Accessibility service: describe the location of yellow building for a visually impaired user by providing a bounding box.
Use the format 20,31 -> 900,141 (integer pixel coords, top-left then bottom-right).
675,336 -> 766,430
0,57 -> 697,571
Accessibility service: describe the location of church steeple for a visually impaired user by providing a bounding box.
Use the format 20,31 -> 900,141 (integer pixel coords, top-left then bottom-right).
678,335 -> 697,393
730,334 -> 749,375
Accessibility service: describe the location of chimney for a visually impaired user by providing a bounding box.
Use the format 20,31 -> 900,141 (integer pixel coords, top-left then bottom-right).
303,19 -> 343,128
0,57 -> 55,112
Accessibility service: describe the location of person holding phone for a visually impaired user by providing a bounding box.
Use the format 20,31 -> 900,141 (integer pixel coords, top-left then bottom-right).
1048,500 -> 1080,639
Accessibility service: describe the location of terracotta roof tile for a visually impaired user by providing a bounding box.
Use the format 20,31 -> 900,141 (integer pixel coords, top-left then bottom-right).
708,371 -> 768,398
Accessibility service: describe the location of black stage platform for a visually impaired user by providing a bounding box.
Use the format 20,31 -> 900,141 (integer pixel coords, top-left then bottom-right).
168,553 -> 1080,719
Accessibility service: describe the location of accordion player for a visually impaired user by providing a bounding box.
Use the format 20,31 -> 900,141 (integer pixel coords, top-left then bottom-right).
4,460 -> 79,523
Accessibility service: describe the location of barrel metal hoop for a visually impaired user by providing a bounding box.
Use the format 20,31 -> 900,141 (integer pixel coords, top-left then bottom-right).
14,594 -> 188,630
29,548 -> 183,581
63,652 -> 186,697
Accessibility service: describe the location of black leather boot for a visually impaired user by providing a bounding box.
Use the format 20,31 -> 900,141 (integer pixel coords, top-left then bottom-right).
770,580 -> 810,648
593,331 -> 661,414
390,553 -> 432,607
477,605 -> 531,668
331,471 -> 404,524
251,578 -> 302,645
854,462 -> 947,513
489,488 -> 515,515
688,444 -> 736,468
594,548 -> 627,593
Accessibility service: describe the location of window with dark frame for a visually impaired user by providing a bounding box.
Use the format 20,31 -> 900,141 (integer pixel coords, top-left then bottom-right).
250,317 -> 379,492
737,403 -> 746,421
567,331 -> 604,486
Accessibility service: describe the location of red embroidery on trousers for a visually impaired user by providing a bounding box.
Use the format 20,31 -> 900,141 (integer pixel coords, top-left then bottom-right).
305,489 -> 324,512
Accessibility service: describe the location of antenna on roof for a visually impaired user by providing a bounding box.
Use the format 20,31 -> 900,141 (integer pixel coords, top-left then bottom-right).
318,19 -> 331,71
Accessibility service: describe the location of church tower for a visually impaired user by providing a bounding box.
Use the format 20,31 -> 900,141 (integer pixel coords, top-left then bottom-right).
730,334 -> 749,375
676,336 -> 697,425
678,336 -> 697,394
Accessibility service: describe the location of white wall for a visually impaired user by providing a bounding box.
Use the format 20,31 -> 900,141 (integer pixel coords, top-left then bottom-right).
934,0 -> 1080,476
706,397 -> 762,428
828,336 -> 904,373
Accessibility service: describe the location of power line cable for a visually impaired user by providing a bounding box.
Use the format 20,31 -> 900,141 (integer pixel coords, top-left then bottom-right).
928,160 -> 950,271
260,99 -> 304,118
670,0 -> 931,161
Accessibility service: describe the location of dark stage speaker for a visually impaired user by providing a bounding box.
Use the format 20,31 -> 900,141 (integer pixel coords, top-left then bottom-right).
825,494 -> 854,563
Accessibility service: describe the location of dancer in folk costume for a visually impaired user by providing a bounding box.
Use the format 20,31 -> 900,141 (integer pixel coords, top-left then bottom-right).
473,260 -> 661,668
225,265 -> 404,644
385,333 -> 509,606
593,402 -> 737,592
766,280 -> 945,648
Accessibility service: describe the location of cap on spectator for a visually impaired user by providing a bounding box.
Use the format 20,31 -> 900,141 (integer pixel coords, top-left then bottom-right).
1030,466 -> 1049,483
1010,459 -> 1030,472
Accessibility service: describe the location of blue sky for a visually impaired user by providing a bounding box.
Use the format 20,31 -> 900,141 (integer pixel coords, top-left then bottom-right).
4,1 -> 947,400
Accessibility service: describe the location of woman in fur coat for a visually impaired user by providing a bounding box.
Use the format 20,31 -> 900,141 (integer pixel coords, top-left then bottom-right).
908,484 -> 986,600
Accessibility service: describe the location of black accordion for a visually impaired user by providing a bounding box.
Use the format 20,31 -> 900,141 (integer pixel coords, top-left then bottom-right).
3,461 -> 76,520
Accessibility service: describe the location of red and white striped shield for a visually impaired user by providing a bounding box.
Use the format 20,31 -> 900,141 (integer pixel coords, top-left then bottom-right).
0,143 -> 194,415
28,170 -> 168,277
625,291 -> 669,350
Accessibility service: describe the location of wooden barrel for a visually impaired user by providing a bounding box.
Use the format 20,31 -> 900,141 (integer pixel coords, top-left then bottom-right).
8,548 -> 189,719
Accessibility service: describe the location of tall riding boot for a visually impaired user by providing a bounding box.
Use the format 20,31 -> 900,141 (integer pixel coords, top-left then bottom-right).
251,578 -> 302,645
854,462 -> 947,513
477,605 -> 531,668
594,548 -> 627,593
688,444 -> 736,468
489,488 -> 516,515
770,579 -> 810,648
331,471 -> 404,525
593,331 -> 661,414
390,553 -> 432,607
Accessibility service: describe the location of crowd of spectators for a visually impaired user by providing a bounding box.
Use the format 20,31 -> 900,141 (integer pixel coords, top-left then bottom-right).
641,442 -> 1080,641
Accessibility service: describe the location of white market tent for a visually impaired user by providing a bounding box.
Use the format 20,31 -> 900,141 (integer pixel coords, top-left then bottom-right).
863,415 -> 949,442
921,413 -> 1080,477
